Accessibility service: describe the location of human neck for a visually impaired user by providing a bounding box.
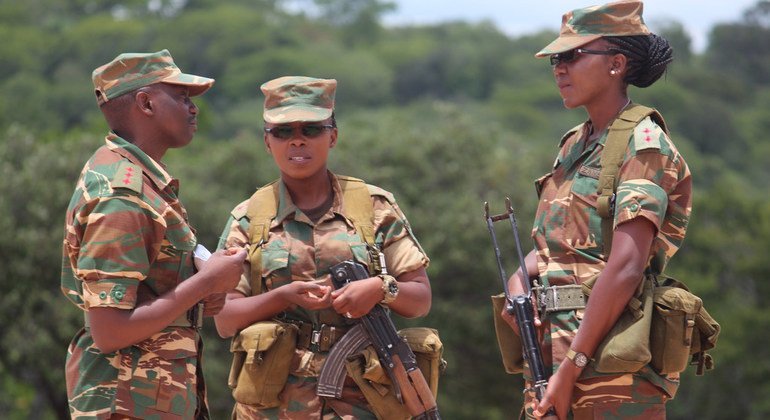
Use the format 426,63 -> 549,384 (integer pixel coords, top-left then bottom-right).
283,171 -> 333,210
586,96 -> 631,140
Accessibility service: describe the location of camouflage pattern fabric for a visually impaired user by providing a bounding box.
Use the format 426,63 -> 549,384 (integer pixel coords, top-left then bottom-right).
535,0 -> 651,57
526,111 -> 691,412
61,133 -> 206,419
260,76 -> 336,124
218,172 -> 429,418
92,49 -> 214,106
232,376 -> 376,420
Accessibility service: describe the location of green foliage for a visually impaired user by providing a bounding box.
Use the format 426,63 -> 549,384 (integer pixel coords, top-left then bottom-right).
2,1 -> 770,418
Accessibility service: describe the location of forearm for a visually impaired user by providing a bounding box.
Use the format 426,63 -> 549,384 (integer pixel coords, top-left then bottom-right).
570,218 -> 656,358
214,290 -> 292,338
89,272 -> 218,353
508,249 -> 538,296
389,266 -> 432,318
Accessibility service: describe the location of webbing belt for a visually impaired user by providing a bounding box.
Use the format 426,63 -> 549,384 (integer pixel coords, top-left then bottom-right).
293,322 -> 350,352
537,285 -> 586,313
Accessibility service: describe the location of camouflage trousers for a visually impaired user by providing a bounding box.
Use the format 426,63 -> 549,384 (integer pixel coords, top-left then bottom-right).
233,375 -> 377,420
522,373 -> 668,420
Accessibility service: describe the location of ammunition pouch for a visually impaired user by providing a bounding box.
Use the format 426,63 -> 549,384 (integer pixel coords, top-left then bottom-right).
344,327 -> 445,420
584,274 -> 654,373
650,277 -> 720,375
584,274 -> 720,375
228,320 -> 298,408
491,293 -> 524,374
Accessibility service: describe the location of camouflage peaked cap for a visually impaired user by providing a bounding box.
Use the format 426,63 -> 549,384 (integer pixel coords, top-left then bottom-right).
535,0 -> 650,57
261,76 -> 336,124
92,49 -> 214,106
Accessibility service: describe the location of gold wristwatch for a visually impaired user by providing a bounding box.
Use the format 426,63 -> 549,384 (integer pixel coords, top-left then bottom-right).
566,348 -> 590,368
379,274 -> 399,305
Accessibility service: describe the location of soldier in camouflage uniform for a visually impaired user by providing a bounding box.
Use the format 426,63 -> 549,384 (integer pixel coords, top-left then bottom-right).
500,2 -> 690,419
61,49 -> 247,419
214,76 -> 433,419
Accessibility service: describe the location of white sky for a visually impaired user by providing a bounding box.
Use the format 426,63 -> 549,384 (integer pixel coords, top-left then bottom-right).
384,1 -> 759,52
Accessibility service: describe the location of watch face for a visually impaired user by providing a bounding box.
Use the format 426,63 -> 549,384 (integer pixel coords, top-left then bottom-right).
575,353 -> 588,367
387,281 -> 399,294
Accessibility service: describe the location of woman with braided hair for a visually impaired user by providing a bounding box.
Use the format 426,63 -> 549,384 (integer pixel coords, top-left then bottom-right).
500,1 -> 691,418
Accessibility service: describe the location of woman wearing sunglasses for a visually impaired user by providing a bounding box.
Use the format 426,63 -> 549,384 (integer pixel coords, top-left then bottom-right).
501,1 -> 691,419
213,76 -> 434,419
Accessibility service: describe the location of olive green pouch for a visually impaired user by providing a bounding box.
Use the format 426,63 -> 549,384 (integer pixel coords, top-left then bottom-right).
491,293 -> 524,374
650,277 -> 720,375
228,320 -> 298,408
344,327 -> 445,419
583,275 -> 653,373
397,327 -> 446,397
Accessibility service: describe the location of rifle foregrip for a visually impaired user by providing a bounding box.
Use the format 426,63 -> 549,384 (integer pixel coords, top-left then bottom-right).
511,295 -> 550,395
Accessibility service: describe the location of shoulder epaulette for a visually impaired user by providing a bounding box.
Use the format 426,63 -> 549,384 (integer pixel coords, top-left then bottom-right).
366,184 -> 396,204
230,199 -> 251,220
632,116 -> 665,152
110,161 -> 142,195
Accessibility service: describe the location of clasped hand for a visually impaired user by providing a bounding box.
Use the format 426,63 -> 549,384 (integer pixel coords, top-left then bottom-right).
278,276 -> 382,319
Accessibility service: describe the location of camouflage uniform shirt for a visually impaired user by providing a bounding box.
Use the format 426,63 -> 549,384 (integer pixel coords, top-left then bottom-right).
61,133 -> 204,419
531,112 -> 692,402
218,172 -> 429,417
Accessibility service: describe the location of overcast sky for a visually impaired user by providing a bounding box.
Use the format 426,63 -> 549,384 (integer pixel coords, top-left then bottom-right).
383,1 -> 759,52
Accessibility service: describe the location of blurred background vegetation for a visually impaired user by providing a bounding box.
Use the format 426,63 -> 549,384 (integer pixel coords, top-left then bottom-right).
2,0 -> 770,418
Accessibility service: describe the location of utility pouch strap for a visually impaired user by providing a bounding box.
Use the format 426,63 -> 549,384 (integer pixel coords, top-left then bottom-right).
597,104 -> 668,256
244,176 -> 379,295
245,181 -> 280,296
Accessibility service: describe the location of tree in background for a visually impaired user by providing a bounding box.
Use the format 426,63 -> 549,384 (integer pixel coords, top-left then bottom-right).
2,1 -> 770,418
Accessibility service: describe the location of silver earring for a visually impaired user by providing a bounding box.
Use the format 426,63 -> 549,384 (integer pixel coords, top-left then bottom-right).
610,69 -> 617,75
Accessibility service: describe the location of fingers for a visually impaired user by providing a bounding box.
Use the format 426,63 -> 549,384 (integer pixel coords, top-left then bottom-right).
226,247 -> 248,260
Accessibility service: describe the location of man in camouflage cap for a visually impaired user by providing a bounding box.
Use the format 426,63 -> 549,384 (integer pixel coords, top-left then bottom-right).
62,49 -> 247,419
213,75 -> 437,419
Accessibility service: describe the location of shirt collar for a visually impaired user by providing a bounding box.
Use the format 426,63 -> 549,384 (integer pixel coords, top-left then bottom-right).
272,172 -> 354,228
105,133 -> 176,191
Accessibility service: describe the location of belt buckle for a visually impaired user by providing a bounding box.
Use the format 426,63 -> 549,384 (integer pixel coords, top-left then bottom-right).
311,324 -> 326,351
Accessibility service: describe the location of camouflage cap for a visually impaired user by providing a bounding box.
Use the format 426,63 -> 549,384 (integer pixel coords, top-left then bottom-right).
92,49 -> 214,106
535,0 -> 650,57
261,76 -> 336,124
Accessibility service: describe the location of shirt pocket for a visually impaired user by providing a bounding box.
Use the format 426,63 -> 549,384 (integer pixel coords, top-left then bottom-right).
349,242 -> 372,273
261,241 -> 291,290
566,172 -> 603,252
121,336 -> 198,416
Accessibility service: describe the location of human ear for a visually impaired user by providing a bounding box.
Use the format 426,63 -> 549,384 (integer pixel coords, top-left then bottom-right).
135,90 -> 153,115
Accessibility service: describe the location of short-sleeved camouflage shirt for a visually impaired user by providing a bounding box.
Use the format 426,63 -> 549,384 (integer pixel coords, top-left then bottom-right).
61,134 -> 204,419
218,172 -> 429,375
531,113 -> 691,398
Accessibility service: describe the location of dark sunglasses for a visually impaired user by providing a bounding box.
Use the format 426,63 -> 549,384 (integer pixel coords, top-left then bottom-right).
264,124 -> 335,140
550,48 -> 619,66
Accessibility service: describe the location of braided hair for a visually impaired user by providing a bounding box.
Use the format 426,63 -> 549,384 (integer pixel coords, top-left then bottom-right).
604,34 -> 673,88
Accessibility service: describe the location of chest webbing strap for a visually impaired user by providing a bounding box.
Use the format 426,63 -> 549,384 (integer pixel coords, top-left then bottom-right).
597,104 -> 667,255
244,176 -> 376,296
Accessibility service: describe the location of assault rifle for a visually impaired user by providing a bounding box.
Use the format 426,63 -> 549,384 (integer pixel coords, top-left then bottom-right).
317,260 -> 441,420
485,198 -> 556,419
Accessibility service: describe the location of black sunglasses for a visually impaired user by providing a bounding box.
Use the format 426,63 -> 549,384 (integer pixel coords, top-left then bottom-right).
264,124 -> 335,140
550,48 -> 619,66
